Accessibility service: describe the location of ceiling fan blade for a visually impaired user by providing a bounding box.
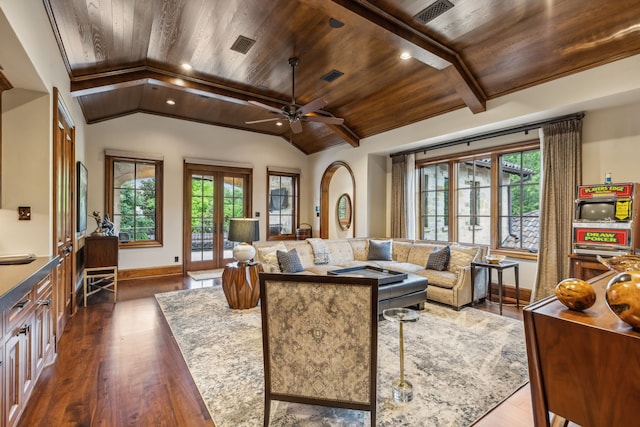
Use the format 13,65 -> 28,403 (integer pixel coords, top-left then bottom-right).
297,97 -> 328,115
302,115 -> 344,125
248,100 -> 282,114
245,117 -> 282,124
289,119 -> 303,133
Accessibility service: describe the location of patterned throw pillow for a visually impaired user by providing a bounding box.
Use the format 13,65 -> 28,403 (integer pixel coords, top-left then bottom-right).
276,248 -> 305,273
367,240 -> 392,261
426,246 -> 450,271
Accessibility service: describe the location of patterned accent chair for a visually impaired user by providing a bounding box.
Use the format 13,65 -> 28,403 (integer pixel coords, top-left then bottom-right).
259,273 -> 379,426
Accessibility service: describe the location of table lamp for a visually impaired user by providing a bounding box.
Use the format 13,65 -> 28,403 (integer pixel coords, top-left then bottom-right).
228,218 -> 260,263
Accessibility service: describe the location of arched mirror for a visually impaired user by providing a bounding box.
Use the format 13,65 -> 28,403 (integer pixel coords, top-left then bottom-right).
336,193 -> 352,231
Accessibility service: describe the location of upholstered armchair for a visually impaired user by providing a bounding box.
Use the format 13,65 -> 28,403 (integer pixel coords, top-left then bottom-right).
259,273 -> 379,426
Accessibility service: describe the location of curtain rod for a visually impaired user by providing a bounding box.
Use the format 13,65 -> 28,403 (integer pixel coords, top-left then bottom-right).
390,112 -> 585,158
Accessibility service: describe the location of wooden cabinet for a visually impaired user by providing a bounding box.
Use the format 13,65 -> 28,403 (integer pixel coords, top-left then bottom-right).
2,274 -> 55,427
568,253 -> 609,281
524,272 -> 640,427
84,236 -> 118,268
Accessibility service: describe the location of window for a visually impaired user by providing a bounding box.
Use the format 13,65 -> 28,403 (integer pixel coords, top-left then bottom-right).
419,163 -> 449,242
418,141 -> 540,255
105,154 -> 163,247
267,169 -> 300,240
498,149 -> 541,251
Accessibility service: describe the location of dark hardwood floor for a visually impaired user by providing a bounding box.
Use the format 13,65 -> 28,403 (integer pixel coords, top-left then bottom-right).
19,275 -> 538,426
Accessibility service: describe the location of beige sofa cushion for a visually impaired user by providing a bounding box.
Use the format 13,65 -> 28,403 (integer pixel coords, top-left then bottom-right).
256,241 -> 287,272
448,244 -> 479,274
392,240 -> 414,263
326,240 -> 355,265
283,241 -> 315,268
349,238 -> 369,261
407,243 -> 440,267
417,269 -> 458,289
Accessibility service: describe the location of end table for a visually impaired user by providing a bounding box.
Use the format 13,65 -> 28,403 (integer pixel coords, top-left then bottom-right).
383,307 -> 420,402
470,260 -> 520,315
222,262 -> 263,309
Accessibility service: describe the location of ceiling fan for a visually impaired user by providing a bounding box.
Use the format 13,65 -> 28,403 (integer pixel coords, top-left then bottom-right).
245,57 -> 344,133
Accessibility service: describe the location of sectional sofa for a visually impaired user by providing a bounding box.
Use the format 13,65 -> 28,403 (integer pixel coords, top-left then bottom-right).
253,238 -> 488,310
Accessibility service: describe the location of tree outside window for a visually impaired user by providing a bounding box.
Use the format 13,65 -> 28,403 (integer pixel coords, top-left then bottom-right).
106,155 -> 163,247
417,141 -> 540,255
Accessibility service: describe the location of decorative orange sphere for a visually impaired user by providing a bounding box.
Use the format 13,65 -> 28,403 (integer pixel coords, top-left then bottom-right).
554,278 -> 596,311
606,271 -> 640,330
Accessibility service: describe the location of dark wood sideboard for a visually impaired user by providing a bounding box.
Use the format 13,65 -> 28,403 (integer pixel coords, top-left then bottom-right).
568,253 -> 609,281
523,271 -> 640,427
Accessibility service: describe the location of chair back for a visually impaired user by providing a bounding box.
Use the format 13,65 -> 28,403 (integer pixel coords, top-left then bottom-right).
259,273 -> 378,426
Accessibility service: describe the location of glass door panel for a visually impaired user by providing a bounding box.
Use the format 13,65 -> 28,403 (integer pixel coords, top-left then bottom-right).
184,165 -> 251,272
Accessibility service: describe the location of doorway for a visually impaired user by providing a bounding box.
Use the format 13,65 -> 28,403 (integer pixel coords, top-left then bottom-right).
183,162 -> 252,272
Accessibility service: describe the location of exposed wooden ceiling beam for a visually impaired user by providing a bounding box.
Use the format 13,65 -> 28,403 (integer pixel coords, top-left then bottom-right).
330,0 -> 486,113
69,66 -> 361,143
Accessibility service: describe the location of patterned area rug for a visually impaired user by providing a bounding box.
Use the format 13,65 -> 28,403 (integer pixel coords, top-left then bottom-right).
155,286 -> 528,426
187,269 -> 224,280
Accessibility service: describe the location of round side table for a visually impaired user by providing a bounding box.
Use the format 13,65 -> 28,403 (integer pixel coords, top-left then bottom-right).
222,262 -> 263,309
383,307 -> 420,402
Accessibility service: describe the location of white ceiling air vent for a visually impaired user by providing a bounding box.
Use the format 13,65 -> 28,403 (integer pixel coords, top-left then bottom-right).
230,35 -> 256,54
414,0 -> 454,25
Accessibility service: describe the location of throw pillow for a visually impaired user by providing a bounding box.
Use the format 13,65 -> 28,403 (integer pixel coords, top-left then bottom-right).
367,239 -> 392,261
426,246 -> 450,271
276,248 -> 305,273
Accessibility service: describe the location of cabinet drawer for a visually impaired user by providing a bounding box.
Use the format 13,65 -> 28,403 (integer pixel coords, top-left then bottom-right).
4,289 -> 34,336
34,274 -> 53,300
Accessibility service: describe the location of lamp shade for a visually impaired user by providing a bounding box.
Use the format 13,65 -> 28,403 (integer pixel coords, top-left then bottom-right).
228,218 -> 260,263
228,218 -> 260,243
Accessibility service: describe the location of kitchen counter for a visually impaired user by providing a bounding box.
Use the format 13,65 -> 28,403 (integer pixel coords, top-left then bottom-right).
0,256 -> 59,312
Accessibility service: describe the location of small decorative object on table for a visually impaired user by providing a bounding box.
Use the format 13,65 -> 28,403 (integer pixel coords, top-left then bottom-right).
554,278 -> 596,311
383,307 -> 419,403
90,211 -> 115,236
485,254 -> 506,264
605,270 -> 640,330
597,254 -> 640,272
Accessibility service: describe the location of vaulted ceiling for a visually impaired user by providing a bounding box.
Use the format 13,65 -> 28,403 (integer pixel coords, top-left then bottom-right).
43,0 -> 640,154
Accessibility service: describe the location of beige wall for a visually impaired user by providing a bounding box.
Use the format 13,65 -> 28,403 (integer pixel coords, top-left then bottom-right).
85,114 -> 309,271
0,2 -> 87,256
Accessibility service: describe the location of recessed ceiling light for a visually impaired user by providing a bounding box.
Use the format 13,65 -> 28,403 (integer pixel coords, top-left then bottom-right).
400,52 -> 412,60
166,99 -> 176,105
181,63 -> 192,71
174,78 -> 185,86
276,122 -> 283,127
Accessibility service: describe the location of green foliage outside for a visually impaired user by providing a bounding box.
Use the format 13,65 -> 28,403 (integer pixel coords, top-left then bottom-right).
502,150 -> 541,216
118,179 -> 156,240
191,178 -> 244,234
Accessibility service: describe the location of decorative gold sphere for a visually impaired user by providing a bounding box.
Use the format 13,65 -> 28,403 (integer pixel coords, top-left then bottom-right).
554,278 -> 596,311
606,271 -> 640,330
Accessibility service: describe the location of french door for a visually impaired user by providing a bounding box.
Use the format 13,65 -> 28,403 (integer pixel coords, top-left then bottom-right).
183,162 -> 252,272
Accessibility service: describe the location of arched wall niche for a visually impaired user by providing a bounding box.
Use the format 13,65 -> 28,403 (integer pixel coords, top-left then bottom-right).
319,161 -> 355,239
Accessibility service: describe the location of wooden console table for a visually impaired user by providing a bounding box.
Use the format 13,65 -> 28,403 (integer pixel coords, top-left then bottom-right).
523,271 -> 640,427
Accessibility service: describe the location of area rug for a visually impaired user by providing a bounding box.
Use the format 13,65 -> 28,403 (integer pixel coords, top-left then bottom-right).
155,286 -> 528,426
187,269 -> 224,280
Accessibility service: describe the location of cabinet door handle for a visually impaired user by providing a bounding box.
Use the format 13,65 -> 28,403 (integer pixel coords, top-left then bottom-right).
37,299 -> 52,306
16,325 -> 30,336
14,299 -> 30,309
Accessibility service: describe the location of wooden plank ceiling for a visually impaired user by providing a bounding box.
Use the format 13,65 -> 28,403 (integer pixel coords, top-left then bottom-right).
44,0 -> 640,154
